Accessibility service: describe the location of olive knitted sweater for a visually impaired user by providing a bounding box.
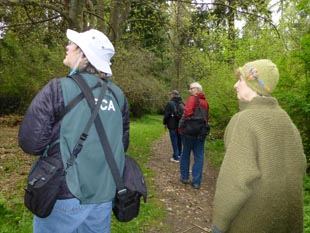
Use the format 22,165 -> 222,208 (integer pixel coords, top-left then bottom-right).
212,96 -> 307,233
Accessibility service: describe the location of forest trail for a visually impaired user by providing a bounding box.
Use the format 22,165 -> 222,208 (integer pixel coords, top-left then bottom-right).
147,133 -> 219,233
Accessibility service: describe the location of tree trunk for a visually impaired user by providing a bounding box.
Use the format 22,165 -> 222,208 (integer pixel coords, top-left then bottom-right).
96,0 -> 105,32
69,0 -> 85,31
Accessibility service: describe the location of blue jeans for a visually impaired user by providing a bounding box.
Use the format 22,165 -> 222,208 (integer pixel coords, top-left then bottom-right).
180,135 -> 206,185
169,128 -> 182,160
34,198 -> 112,233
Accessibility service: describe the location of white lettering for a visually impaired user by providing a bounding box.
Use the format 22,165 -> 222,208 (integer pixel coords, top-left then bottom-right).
100,99 -> 108,111
108,100 -> 116,111
94,98 -> 116,112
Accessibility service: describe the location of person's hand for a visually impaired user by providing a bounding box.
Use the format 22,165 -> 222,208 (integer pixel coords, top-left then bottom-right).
164,125 -> 167,130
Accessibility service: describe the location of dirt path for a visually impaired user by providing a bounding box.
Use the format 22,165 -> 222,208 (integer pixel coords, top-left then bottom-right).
147,133 -> 219,233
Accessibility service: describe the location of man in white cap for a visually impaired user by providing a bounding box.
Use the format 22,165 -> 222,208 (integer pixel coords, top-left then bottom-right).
211,59 -> 306,233
178,82 -> 210,189
19,29 -> 130,233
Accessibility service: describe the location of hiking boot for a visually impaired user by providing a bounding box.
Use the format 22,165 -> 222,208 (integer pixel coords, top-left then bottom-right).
170,158 -> 180,163
191,182 -> 200,189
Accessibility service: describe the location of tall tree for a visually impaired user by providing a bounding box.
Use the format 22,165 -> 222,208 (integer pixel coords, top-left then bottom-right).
0,0 -> 132,42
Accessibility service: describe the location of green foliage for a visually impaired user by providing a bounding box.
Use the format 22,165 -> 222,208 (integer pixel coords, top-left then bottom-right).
207,138 -> 225,168
123,1 -> 169,56
113,45 -> 168,117
0,30 -> 67,115
201,62 -> 238,129
274,51 -> 310,165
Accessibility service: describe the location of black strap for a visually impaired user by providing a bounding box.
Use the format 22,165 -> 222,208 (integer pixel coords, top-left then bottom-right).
195,96 -> 207,123
70,74 -> 126,193
65,77 -> 107,172
55,77 -> 120,122
55,82 -> 102,122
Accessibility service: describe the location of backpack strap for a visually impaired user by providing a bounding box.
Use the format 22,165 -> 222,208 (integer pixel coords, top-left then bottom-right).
195,96 -> 206,122
55,76 -> 120,122
55,81 -> 101,122
70,74 -> 126,195
65,76 -> 107,172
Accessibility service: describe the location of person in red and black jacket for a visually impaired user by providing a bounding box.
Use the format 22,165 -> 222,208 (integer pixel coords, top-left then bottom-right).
178,82 -> 209,189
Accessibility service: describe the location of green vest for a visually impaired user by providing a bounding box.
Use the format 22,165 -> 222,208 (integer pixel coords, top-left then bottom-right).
60,73 -> 125,204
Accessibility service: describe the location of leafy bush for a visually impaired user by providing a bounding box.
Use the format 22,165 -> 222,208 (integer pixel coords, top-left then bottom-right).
0,30 -> 67,115
113,45 -> 168,117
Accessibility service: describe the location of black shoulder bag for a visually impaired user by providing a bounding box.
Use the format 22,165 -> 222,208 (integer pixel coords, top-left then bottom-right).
71,74 -> 147,222
182,96 -> 210,137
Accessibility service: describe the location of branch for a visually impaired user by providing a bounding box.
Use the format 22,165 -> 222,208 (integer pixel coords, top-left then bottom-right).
83,9 -> 105,23
83,9 -> 115,36
0,0 -> 69,21
169,0 -> 281,38
23,5 -> 35,23
0,14 -> 62,29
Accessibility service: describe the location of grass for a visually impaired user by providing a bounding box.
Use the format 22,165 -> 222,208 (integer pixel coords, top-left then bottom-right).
206,137 -> 225,168
0,125 -> 34,233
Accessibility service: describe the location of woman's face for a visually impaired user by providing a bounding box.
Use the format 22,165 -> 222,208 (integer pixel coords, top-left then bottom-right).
63,41 -> 83,69
234,76 -> 257,101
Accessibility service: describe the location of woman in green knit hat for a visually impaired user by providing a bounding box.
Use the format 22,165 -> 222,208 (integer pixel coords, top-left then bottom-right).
211,59 -> 307,233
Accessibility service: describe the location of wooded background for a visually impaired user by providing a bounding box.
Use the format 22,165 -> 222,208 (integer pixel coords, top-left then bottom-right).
0,0 -> 309,166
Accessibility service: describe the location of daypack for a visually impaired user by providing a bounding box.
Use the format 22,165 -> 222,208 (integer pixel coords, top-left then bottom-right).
182,96 -> 210,137
174,101 -> 185,119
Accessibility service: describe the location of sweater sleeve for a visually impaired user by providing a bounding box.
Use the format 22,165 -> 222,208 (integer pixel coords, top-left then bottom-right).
212,115 -> 261,231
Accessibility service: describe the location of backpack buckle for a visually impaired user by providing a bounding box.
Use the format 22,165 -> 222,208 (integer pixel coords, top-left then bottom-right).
117,188 -> 127,196
72,143 -> 83,156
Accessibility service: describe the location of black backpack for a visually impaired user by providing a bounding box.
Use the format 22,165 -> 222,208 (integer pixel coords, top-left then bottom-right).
174,101 -> 185,119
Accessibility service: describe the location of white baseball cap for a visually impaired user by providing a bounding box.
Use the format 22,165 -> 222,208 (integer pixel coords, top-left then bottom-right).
66,29 -> 115,76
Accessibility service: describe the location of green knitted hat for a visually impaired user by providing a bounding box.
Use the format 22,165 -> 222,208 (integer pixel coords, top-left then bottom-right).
238,59 -> 279,96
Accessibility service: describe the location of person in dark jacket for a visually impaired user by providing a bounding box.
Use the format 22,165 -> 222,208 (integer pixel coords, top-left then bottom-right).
178,82 -> 210,189
19,29 -> 129,233
163,90 -> 184,162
